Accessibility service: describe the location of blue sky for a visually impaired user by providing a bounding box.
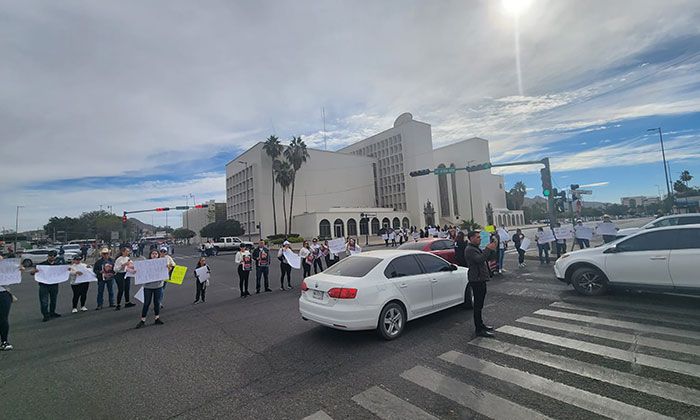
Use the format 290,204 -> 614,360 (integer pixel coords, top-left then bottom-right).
1,0 -> 699,231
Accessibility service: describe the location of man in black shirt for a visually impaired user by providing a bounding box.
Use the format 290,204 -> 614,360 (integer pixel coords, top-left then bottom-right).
464,231 -> 498,338
252,240 -> 271,293
30,250 -> 62,322
93,248 -> 116,309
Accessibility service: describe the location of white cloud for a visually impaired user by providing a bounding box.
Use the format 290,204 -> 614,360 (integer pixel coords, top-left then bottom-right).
580,182 -> 610,188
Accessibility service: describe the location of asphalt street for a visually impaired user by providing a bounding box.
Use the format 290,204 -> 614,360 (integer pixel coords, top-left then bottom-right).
2,235 -> 699,420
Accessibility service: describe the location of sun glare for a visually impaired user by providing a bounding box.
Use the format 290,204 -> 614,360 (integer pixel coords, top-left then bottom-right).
502,0 -> 533,16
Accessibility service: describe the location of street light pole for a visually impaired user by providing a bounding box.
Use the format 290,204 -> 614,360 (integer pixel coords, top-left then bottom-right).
14,205 -> 24,252
183,195 -> 189,230
467,160 -> 475,223
239,161 -> 251,242
647,128 -> 672,203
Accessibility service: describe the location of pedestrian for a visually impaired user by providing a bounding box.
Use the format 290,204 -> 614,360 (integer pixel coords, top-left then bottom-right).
389,229 -> 396,247
200,243 -> 206,258
68,255 -> 90,313
0,256 -> 21,350
382,231 -> 389,247
158,247 -> 175,308
497,225 -> 509,274
93,248 -> 116,310
30,250 -> 62,322
398,229 -> 404,245
454,231 -> 467,267
311,238 -> 323,274
535,227 -> 551,264
573,219 -> 591,249
252,239 -> 271,293
323,239 -> 339,267
464,231 -> 497,338
235,244 -> 252,297
80,244 -> 89,261
600,214 -> 619,244
135,250 -> 165,328
277,241 -> 293,290
193,256 -> 210,304
346,237 -> 360,254
299,241 -> 312,278
131,242 -> 139,258
553,222 -> 567,258
512,229 -> 527,268
114,247 -> 136,311
413,230 -> 420,242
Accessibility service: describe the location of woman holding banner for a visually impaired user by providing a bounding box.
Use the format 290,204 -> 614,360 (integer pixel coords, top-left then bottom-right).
114,247 -> 136,311
299,241 -> 312,279
277,241 -> 293,290
158,247 -> 175,308
193,257 -> 210,304
0,256 -> 22,351
135,250 -> 165,328
235,244 -> 252,297
512,229 -> 527,268
68,255 -> 90,313
323,239 -> 339,268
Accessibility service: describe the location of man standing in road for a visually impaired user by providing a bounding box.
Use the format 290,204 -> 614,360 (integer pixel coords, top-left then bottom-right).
464,231 -> 497,338
93,248 -> 116,310
30,250 -> 62,322
252,240 -> 271,293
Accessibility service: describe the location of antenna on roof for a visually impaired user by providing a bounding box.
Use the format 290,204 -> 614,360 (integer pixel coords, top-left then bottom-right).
322,107 -> 327,150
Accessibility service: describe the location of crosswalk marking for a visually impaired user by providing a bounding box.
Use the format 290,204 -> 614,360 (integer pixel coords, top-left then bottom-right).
517,315 -> 700,356
535,308 -> 700,340
562,296 -> 700,318
497,325 -> 700,379
550,301 -> 700,328
352,386 -> 439,420
470,337 -> 700,407
439,350 -> 675,420
302,410 -> 334,420
400,365 -> 553,420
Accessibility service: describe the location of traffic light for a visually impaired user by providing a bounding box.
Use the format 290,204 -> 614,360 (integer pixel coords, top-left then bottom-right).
195,204 -> 208,208
570,184 -> 579,191
409,169 -> 431,177
540,167 -> 552,196
155,207 -> 170,212
466,162 -> 491,172
555,199 -> 566,213
122,213 -> 127,226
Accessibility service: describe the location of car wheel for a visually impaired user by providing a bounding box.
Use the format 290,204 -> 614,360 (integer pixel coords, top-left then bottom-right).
571,267 -> 608,296
377,302 -> 405,340
22,259 -> 33,268
463,284 -> 474,309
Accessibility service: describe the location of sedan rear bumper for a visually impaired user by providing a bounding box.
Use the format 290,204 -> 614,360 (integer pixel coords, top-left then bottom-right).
299,296 -> 378,331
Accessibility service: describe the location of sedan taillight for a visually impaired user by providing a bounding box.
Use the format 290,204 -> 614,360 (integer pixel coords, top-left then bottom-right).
327,288 -> 357,299
301,281 -> 308,291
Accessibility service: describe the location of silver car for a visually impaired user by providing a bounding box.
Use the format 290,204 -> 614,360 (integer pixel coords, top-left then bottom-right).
616,213 -> 700,238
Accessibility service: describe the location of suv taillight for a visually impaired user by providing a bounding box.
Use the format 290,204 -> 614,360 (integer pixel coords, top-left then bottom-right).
327,288 -> 357,299
301,281 -> 308,291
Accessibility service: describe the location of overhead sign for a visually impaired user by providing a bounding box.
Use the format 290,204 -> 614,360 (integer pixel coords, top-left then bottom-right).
434,167 -> 456,175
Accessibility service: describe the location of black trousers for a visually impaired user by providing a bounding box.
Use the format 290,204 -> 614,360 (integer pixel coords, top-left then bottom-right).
313,258 -> 323,274
0,291 -> 11,343
517,249 -> 525,264
195,279 -> 206,301
280,263 -> 292,286
471,282 -> 487,331
238,265 -> 250,294
38,283 -> 59,317
71,283 -> 89,308
114,273 -> 131,305
556,241 -> 567,258
302,262 -> 311,278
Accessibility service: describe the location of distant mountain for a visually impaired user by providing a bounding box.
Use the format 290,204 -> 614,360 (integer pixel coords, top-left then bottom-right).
523,196 -> 612,209
129,218 -> 158,233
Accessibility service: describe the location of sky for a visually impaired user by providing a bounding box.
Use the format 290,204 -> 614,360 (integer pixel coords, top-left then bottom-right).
1,0 -> 700,231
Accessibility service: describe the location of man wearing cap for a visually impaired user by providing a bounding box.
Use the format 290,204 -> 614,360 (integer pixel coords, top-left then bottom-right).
464,230 -> 498,338
573,219 -> 591,249
600,214 -> 619,244
30,250 -> 62,322
252,239 -> 272,293
93,248 -> 116,310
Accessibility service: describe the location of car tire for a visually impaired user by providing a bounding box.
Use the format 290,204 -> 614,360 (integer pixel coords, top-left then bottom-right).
463,284 -> 474,309
22,259 -> 33,268
571,267 -> 608,296
377,302 -> 405,340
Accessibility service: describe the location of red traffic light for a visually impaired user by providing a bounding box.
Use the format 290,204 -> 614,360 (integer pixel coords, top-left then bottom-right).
122,216 -> 127,222
156,208 -> 163,212
195,204 -> 209,208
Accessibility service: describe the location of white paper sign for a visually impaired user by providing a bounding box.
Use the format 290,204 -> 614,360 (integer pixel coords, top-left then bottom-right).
537,231 -> 556,243
73,264 -> 97,284
349,246 -> 362,255
283,250 -> 301,269
0,259 -> 22,286
575,226 -> 594,240
497,228 -> 510,242
125,270 -> 135,278
438,231 -> 447,238
195,266 -> 210,283
134,286 -> 145,303
35,265 -> 70,284
428,228 -> 438,237
553,227 -> 573,240
328,238 -> 346,255
133,258 -> 169,285
596,222 -> 618,236
519,237 -> 531,251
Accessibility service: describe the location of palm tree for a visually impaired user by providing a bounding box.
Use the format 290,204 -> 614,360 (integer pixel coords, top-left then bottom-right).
680,170 -> 693,186
513,181 -> 527,210
284,136 -> 310,234
275,161 -> 293,234
262,135 -> 283,235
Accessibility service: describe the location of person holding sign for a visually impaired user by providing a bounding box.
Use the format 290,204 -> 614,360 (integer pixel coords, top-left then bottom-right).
235,244 -> 252,297
30,250 -> 64,322
597,214 -> 619,244
0,256 -> 22,350
135,250 -> 166,328
93,248 -> 116,310
299,241 -> 312,279
193,257 -> 210,304
497,225 -> 510,274
252,240 -> 272,294
346,238 -> 360,255
535,227 -> 551,264
68,255 -> 91,313
277,241 -> 293,290
573,219 -> 592,249
114,247 -> 136,311
511,229 -> 527,268
158,247 -> 175,308
311,239 -> 324,274
323,240 -> 339,268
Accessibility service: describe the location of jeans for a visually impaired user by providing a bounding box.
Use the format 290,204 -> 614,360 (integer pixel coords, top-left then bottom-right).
313,258 -> 323,274
302,262 -> 311,278
497,248 -> 505,270
238,265 -> 250,294
115,273 -> 132,305
141,287 -> 162,318
195,279 -> 206,301
280,263 -> 292,287
256,265 -> 269,291
603,235 -> 616,244
556,241 -> 567,258
538,244 -> 550,264
576,238 -> 590,249
471,282 -> 487,331
0,291 -> 11,342
39,283 -> 59,317
517,248 -> 525,264
97,278 -> 115,306
71,283 -> 89,308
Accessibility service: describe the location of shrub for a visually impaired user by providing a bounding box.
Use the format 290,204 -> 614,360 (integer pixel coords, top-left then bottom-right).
269,236 -> 305,245
266,233 -> 301,240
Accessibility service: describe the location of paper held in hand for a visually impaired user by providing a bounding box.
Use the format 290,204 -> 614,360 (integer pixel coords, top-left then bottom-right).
0,258 -> 22,286
497,228 -> 510,242
35,265 -> 70,284
596,222 -> 618,236
328,237 -> 346,254
133,258 -> 169,285
167,266 -> 187,285
538,231 -> 556,243
283,250 -> 301,269
195,266 -> 210,283
519,237 -> 531,251
134,287 -> 145,303
575,225 -> 594,240
553,227 -> 573,240
73,264 -> 97,284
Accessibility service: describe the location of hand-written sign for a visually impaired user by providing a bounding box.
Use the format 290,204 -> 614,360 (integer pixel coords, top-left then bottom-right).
133,258 -> 169,285
35,265 -> 70,285
0,258 -> 22,286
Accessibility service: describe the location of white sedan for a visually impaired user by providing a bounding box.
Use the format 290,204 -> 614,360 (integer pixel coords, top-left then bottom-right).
555,224 -> 699,296
299,250 -> 472,340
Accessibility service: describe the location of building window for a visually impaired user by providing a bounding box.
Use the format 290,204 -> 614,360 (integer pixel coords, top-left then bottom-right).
319,219 -> 331,238
333,219 -> 345,238
402,217 -> 410,228
392,217 -> 400,229
347,218 -> 357,236
382,217 -> 390,228
437,163 -> 450,217
371,218 -> 380,234
360,218 -> 369,235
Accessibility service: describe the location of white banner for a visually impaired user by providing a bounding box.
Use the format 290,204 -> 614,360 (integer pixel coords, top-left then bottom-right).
73,264 -> 97,284
133,258 -> 169,285
438,231 -> 447,238
349,246 -> 362,255
596,222 -> 618,236
195,266 -> 210,283
428,228 -> 438,237
35,265 -> 70,285
283,250 -> 301,269
575,225 -> 594,240
537,231 -> 556,243
134,286 -> 145,303
519,237 -> 531,251
0,258 -> 22,286
497,228 -> 510,242
328,237 -> 346,255
553,227 -> 573,240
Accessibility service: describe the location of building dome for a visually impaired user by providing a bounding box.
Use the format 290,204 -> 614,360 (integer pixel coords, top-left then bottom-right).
393,112 -> 413,127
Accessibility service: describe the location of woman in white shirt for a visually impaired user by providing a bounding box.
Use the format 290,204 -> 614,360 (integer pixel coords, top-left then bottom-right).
0,255 -> 22,351
299,241 -> 312,279
235,244 -> 252,297
135,250 -> 166,328
114,247 -> 136,311
68,255 -> 91,313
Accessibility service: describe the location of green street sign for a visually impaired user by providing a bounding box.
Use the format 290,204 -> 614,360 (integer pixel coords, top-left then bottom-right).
175,206 -> 189,210
434,167 -> 456,175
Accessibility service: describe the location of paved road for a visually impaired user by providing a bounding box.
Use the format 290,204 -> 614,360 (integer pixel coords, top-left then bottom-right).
2,236 -> 699,419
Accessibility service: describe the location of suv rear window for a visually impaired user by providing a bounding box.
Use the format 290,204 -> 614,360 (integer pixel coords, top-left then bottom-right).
323,256 -> 382,278
398,241 -> 427,250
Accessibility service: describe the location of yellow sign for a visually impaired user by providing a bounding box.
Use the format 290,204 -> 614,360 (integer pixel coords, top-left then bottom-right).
484,225 -> 496,232
166,266 -> 187,285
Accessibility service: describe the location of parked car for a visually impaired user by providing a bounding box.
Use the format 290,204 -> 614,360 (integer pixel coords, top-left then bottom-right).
397,238 -> 457,264
616,213 -> 700,238
212,237 -> 253,253
554,224 -> 700,296
20,249 -> 57,267
299,250 -> 471,340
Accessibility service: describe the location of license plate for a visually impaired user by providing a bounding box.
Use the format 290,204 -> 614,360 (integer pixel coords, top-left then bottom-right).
313,290 -> 323,300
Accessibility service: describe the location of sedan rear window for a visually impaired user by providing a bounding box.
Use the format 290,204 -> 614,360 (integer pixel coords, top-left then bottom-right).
398,241 -> 427,250
323,256 -> 382,278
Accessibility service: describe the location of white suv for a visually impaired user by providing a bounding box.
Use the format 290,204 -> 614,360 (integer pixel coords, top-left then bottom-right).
554,224 -> 699,296
616,213 -> 700,238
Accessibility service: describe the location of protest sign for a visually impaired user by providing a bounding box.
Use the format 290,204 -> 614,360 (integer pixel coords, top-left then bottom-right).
73,264 -> 97,284
596,222 -> 618,236
195,266 -> 210,283
520,237 -> 531,251
35,265 -> 70,284
0,258 -> 22,286
537,230 -> 556,243
328,238 -> 345,254
166,266 -> 187,284
484,225 -> 496,233
284,250 -> 301,269
480,231 -> 490,247
553,227 -> 573,240
428,228 -> 438,237
497,228 -> 510,242
575,226 -> 594,240
134,287 -> 145,303
133,258 -> 169,285
349,246 -> 362,255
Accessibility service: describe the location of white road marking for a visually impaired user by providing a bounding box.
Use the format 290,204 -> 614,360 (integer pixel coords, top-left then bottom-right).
561,296 -> 700,318
352,386 -> 439,420
302,410 -> 334,420
550,301 -> 700,328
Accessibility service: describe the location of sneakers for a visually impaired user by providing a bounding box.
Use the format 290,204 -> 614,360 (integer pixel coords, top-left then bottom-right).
109,303 -> 116,308
124,302 -> 136,308
72,308 -> 78,313
115,305 -> 121,311
135,320 -> 145,329
193,300 -> 200,305
49,312 -> 61,318
287,284 -> 293,289
264,288 -> 272,292
154,318 -> 164,325
0,342 -> 12,351
80,306 -> 88,312
280,287 -> 285,291
42,316 -> 50,322
95,305 -> 102,310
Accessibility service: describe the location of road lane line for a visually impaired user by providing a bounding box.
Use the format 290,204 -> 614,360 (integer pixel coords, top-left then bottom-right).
517,315 -> 700,356
400,366 -> 552,420
561,297 -> 700,318
497,325 -> 700,379
550,301 -> 700,328
352,386 -> 439,420
302,410 -> 334,420
471,337 -> 700,407
439,350 -> 675,420
534,309 -> 700,340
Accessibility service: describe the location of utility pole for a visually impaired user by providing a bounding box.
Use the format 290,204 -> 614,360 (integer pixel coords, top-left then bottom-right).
467,160 -> 475,223
647,128 -> 672,204
183,195 -> 189,230
14,205 -> 24,252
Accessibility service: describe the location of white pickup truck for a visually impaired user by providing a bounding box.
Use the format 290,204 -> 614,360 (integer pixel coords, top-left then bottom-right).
212,237 -> 253,253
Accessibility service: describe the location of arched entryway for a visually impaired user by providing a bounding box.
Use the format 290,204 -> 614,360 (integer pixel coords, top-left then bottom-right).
359,218 -> 369,235
382,217 -> 390,229
347,218 -> 357,236
371,218 -> 380,235
319,219 -> 331,238
333,219 -> 344,238
392,217 -> 400,229
402,217 -> 410,228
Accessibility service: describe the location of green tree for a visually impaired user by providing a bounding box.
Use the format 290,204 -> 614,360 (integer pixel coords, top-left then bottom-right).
511,181 -> 527,210
275,160 -> 293,234
172,228 -> 196,240
200,219 -> 244,239
284,136 -> 310,234
263,135 -> 283,235
680,170 -> 693,186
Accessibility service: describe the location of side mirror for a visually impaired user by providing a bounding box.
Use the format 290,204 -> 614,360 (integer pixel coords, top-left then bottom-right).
604,245 -> 618,254
450,264 -> 458,271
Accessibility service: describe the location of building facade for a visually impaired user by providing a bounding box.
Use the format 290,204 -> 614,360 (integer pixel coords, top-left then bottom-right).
621,196 -> 661,207
182,200 -> 226,242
